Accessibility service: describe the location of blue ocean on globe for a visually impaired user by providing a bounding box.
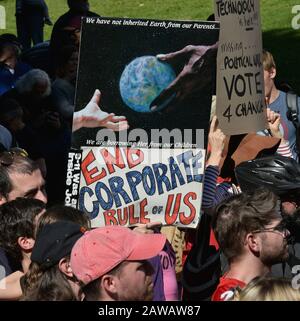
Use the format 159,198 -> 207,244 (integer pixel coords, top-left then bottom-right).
119,56 -> 176,113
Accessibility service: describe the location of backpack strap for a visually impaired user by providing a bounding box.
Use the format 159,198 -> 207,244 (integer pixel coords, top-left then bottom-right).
286,91 -> 299,128
286,91 -> 300,160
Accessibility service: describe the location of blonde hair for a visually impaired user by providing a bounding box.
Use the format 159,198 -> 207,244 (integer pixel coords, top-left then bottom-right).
263,50 -> 276,72
234,276 -> 300,301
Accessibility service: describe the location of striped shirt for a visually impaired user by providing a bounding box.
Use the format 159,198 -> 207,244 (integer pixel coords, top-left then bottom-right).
202,165 -> 240,209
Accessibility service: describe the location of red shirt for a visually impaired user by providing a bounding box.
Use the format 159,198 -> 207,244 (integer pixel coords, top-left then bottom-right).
212,276 -> 246,301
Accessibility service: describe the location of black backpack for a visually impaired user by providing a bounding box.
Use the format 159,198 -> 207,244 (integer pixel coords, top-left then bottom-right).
286,91 -> 300,159
286,91 -> 299,127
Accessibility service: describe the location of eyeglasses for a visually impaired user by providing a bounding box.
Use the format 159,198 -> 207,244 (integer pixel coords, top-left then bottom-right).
252,223 -> 290,239
0,148 -> 28,167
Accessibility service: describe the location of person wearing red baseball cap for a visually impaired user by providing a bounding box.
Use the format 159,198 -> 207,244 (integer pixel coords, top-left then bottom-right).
71,226 -> 166,301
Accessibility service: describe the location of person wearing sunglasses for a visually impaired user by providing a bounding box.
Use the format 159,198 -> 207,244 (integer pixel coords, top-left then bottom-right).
211,188 -> 290,301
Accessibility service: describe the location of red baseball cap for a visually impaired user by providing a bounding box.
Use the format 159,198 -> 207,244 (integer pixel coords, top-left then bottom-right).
70,226 -> 166,284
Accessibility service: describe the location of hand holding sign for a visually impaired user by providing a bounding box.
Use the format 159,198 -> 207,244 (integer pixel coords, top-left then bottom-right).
132,222 -> 163,234
72,89 -> 129,132
214,0 -> 265,135
207,115 -> 227,167
267,108 -> 283,139
150,43 -> 218,112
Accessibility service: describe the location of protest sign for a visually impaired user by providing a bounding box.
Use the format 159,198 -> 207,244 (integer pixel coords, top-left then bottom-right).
65,147 -> 205,228
72,17 -> 219,149
214,0 -> 267,135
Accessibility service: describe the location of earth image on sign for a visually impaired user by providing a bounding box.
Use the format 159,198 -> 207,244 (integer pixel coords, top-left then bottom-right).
119,56 -> 176,113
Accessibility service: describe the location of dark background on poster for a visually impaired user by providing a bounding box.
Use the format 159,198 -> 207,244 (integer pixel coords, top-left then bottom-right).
72,18 -> 219,149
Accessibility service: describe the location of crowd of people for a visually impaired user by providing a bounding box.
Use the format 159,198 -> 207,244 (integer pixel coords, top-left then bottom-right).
0,0 -> 300,301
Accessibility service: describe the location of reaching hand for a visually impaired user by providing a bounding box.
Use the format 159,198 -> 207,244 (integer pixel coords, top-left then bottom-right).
150,42 -> 218,112
267,108 -> 283,139
72,89 -> 129,132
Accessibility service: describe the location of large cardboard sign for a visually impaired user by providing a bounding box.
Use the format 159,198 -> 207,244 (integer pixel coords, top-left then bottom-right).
65,147 -> 205,228
71,17 -> 219,149
214,0 -> 267,135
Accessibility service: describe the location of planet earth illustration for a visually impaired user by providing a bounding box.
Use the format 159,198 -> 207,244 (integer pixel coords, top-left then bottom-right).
119,55 -> 176,113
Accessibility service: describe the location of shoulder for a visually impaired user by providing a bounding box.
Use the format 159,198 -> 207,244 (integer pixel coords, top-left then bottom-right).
0,88 -> 18,100
0,248 -> 12,277
15,62 -> 32,74
212,277 -> 245,301
269,91 -> 286,110
52,78 -> 69,87
276,90 -> 287,102
52,11 -> 72,30
0,66 -> 10,76
87,11 -> 100,17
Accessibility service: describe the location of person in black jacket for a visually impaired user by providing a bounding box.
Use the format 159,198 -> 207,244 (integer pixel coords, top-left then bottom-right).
15,0 -> 52,50
182,213 -> 221,301
49,0 -> 99,74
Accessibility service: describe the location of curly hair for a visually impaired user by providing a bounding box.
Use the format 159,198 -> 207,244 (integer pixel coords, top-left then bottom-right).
15,69 -> 51,96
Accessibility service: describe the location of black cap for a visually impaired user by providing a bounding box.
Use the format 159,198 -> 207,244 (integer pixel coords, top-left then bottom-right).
31,221 -> 85,268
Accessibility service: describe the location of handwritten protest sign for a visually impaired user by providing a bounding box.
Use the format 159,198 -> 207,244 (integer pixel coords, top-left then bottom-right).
214,0 -> 267,135
65,147 -> 205,228
67,17 -> 217,228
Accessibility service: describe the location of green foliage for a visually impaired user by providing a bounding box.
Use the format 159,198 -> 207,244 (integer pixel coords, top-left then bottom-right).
0,0 -> 299,90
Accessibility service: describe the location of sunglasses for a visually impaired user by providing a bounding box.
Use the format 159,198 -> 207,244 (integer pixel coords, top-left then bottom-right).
0,148 -> 28,167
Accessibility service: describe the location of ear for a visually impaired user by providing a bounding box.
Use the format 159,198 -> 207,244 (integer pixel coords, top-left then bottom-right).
58,257 -> 74,278
101,274 -> 118,295
245,233 -> 261,254
0,194 -> 7,205
17,237 -> 35,251
269,67 -> 277,80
